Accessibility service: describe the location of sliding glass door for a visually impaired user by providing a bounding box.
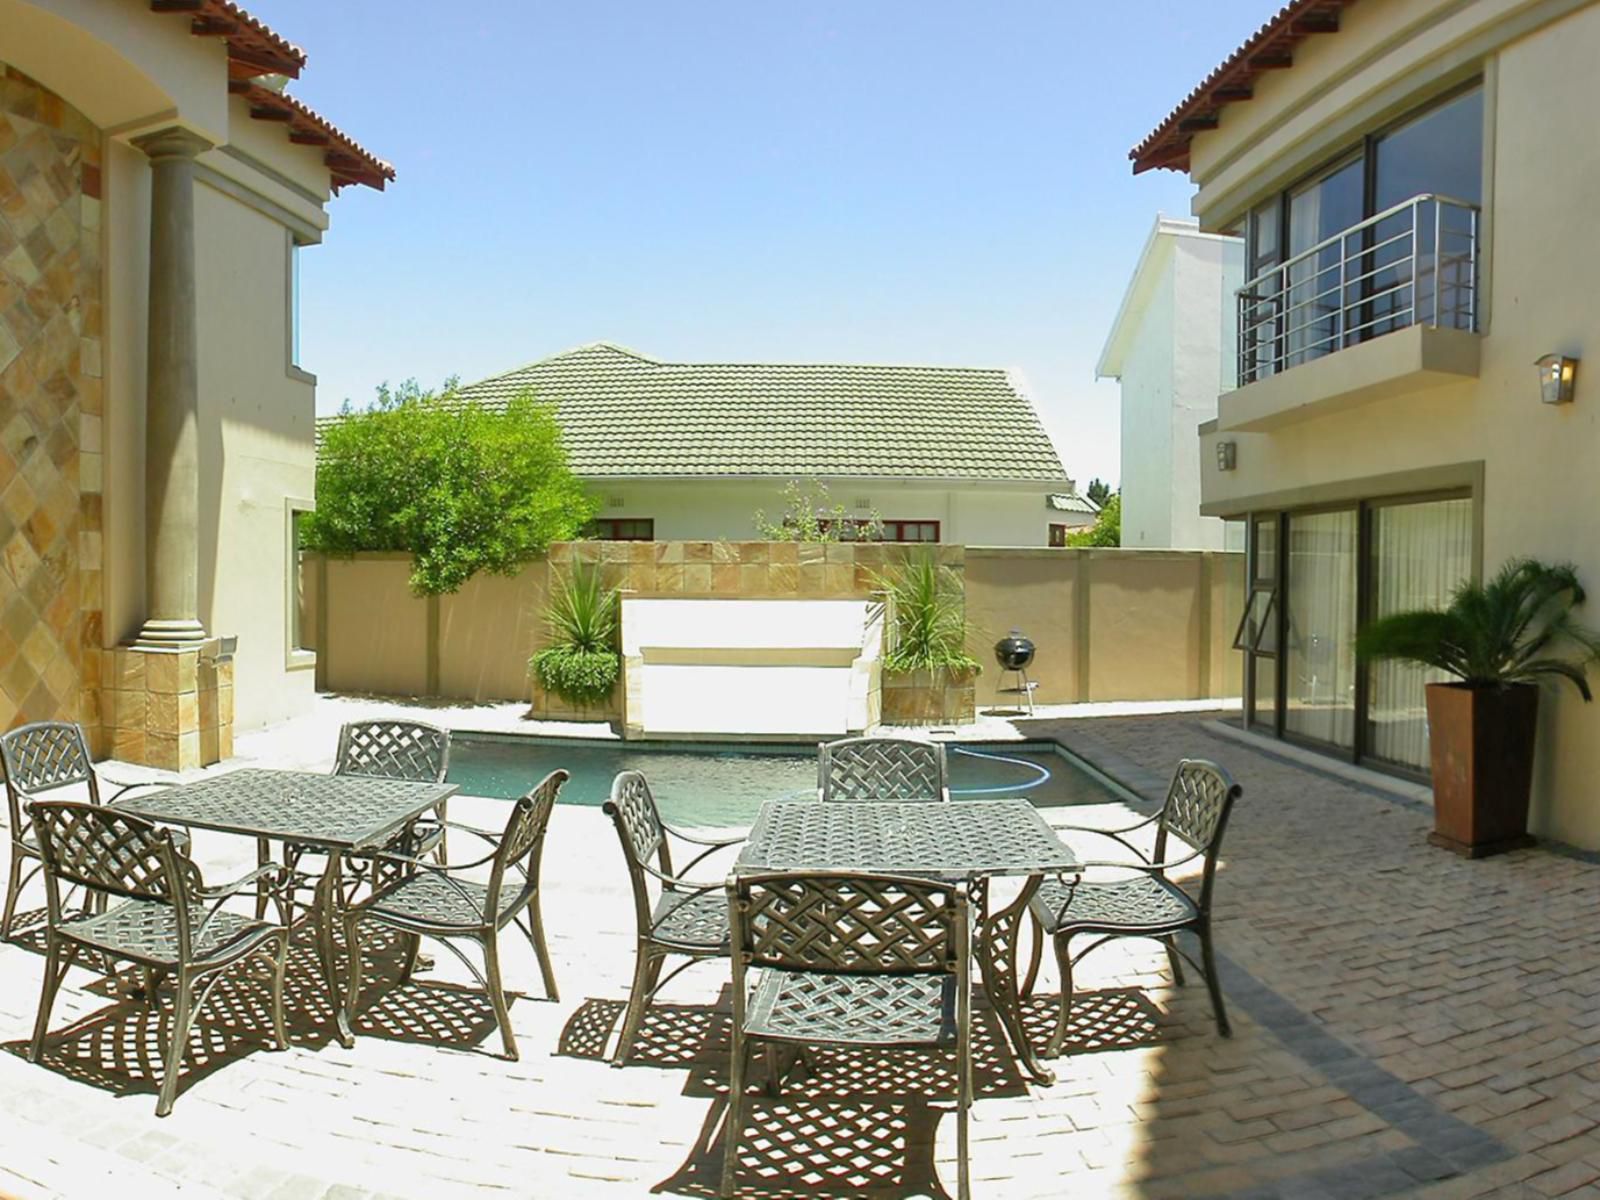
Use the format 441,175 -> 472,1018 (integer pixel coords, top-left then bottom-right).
1283,509 -> 1359,750
1239,491 -> 1473,776
1365,497 -> 1474,770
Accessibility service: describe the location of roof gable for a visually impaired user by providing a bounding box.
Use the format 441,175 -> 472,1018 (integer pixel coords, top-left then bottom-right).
450,344 -> 1068,484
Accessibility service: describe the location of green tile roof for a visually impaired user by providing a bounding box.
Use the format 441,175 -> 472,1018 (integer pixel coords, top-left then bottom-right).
440,342 -> 1068,482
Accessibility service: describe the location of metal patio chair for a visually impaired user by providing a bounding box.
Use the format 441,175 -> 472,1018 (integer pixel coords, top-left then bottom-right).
342,769 -> 566,1060
28,800 -> 289,1117
260,718 -> 452,918
603,770 -> 741,1067
817,736 -> 950,803
1023,759 -> 1242,1053
0,721 -> 182,941
722,871 -> 972,1200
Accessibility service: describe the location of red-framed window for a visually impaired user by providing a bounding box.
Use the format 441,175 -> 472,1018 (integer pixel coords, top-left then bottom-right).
587,518 -> 655,541
812,519 -> 941,543
881,520 -> 940,543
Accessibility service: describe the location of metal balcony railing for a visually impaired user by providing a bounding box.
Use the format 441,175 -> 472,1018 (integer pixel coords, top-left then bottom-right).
1236,194 -> 1480,387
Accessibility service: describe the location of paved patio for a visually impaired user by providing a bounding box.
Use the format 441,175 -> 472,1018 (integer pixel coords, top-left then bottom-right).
0,706 -> 1596,1198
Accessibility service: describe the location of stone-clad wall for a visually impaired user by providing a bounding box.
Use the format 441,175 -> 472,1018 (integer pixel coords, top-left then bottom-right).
0,67 -> 105,749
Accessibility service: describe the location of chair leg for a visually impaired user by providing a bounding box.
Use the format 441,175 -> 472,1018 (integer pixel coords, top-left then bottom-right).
255,838 -> 272,921
526,896 -> 559,1002
141,966 -> 168,1004
1199,923 -> 1231,1038
956,1039 -> 972,1200
1045,934 -> 1075,1059
343,914 -> 365,1034
155,973 -> 197,1117
399,932 -> 423,984
1020,911 -> 1044,998
28,937 -> 74,1062
2,846 -> 25,941
720,1036 -> 750,1198
762,1044 -> 784,1098
611,946 -> 662,1068
483,937 -> 518,1061
1164,935 -> 1187,987
269,932 -> 290,1051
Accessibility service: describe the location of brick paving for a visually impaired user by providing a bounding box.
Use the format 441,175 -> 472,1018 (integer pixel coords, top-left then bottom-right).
0,710 -> 1595,1197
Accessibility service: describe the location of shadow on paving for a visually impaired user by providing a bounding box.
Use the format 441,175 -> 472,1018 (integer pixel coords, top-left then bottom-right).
3,922 -> 514,1109
560,987 -> 1175,1197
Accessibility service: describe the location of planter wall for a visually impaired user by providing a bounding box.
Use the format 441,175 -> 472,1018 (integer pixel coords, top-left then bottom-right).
881,669 -> 977,726
1425,681 -> 1539,857
529,677 -> 622,723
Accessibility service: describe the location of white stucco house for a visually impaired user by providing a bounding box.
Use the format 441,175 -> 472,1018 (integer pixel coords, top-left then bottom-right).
1097,216 -> 1243,550
448,343 -> 1078,546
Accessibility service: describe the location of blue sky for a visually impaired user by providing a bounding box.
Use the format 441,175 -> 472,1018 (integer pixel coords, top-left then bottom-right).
258,1 -> 1270,488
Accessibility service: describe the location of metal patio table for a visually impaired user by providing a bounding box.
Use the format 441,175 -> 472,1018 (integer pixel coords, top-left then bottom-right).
735,798 -> 1080,1085
115,767 -> 458,1045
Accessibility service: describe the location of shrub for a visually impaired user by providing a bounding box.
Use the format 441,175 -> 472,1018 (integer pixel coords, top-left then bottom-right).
753,479 -> 884,542
303,380 -> 597,595
873,550 -> 980,675
1066,493 -> 1120,547
531,563 -> 621,704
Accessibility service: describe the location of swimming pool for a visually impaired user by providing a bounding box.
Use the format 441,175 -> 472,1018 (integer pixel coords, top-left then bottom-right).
446,736 -> 1132,827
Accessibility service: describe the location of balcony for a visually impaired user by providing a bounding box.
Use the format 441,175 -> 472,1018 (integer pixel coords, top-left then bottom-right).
1221,194 -> 1481,433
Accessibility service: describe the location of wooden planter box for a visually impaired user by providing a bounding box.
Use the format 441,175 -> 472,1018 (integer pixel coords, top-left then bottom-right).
1424,681 -> 1539,858
529,677 -> 622,723
881,668 -> 977,726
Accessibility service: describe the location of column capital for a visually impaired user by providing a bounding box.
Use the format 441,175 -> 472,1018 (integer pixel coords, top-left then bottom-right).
131,126 -> 213,163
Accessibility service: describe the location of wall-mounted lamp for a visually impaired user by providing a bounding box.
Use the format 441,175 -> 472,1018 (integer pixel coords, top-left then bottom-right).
1537,353 -> 1579,405
1216,440 -> 1237,471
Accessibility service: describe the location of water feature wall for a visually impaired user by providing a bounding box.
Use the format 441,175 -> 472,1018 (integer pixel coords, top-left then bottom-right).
620,598 -> 882,739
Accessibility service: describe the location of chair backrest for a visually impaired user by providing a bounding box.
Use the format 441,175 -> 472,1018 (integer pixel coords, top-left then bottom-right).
30,800 -> 200,953
1153,759 -> 1242,912
484,769 -> 567,921
0,722 -> 100,841
603,771 -> 673,932
730,870 -> 967,979
817,737 -> 949,803
334,719 -> 450,783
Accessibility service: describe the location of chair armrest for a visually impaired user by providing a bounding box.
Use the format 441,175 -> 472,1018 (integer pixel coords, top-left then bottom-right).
662,823 -> 745,850
198,863 -> 287,900
104,778 -> 178,805
1054,811 -> 1161,838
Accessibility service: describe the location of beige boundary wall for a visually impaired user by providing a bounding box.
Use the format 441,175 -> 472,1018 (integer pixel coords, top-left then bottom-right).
306,543 -> 1243,717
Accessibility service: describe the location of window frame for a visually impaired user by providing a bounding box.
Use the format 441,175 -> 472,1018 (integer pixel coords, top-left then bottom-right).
284,498 -> 317,671
587,517 -> 655,541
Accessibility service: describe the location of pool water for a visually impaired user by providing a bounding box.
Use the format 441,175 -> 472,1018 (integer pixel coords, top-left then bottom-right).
447,736 -> 1129,827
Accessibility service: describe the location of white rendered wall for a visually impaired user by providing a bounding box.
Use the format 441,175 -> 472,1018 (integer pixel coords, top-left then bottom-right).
1114,229 -> 1242,550
621,598 -> 882,737
590,480 -> 1057,545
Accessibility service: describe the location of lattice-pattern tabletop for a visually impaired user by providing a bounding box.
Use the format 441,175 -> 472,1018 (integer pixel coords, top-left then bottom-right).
115,769 -> 458,850
736,800 -> 1078,879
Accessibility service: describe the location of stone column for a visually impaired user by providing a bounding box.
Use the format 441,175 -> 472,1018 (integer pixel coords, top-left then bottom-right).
131,127 -> 212,647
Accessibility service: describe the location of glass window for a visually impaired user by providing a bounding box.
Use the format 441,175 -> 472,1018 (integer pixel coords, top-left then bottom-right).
1373,86 -> 1483,211
290,242 -> 303,368
1284,509 -> 1359,749
289,506 -> 315,657
1286,157 -> 1364,365
588,518 -> 654,541
1366,497 -> 1473,769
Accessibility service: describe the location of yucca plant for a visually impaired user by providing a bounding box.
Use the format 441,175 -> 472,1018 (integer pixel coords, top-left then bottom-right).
1357,558 -> 1600,697
873,551 -> 980,674
530,563 -> 621,705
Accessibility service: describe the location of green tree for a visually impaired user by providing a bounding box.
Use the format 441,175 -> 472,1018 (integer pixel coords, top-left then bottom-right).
1085,478 -> 1112,506
1066,493 -> 1121,547
303,381 -> 597,595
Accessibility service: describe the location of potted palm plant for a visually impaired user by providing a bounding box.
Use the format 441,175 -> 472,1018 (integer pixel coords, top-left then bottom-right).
1357,559 -> 1600,857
